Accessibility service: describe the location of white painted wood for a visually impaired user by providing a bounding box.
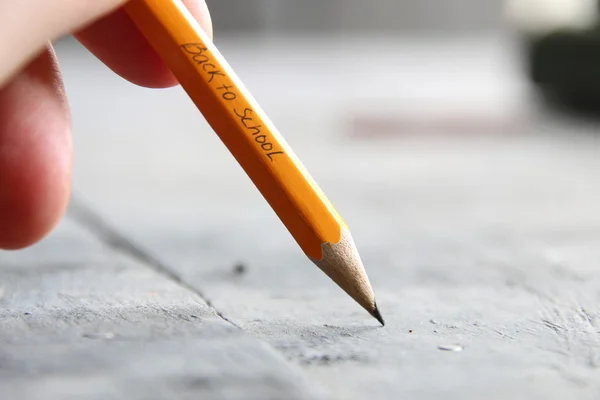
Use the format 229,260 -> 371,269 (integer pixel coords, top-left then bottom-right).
9,34 -> 598,399
0,218 -> 328,399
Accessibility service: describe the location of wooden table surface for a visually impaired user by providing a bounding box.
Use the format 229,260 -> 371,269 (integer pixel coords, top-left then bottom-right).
2,34 -> 600,399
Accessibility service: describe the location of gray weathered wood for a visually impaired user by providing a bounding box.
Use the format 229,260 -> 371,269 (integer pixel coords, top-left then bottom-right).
23,35 -> 600,399
0,218 -> 328,399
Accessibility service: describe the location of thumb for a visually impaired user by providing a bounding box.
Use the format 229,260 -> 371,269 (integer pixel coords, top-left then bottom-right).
0,0 -> 129,87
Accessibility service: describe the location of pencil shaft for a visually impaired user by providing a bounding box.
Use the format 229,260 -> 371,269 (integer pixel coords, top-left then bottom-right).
125,0 -> 381,323
125,0 -> 344,260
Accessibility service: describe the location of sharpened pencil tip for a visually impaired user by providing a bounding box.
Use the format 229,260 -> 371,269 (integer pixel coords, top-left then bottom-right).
371,302 -> 385,326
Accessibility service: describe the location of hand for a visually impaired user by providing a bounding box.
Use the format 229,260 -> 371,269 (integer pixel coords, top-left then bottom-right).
0,0 -> 212,250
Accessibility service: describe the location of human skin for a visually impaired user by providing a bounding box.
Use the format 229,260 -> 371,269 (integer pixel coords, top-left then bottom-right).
0,0 -> 213,249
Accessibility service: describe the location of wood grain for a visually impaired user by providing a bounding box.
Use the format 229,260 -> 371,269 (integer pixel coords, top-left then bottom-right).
15,35 -> 600,399
0,218 -> 327,399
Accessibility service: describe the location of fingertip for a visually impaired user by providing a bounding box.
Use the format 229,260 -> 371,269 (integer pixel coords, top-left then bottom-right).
0,47 -> 72,250
0,122 -> 71,251
75,8 -> 178,89
75,0 -> 213,88
0,181 -> 71,251
186,0 -> 213,40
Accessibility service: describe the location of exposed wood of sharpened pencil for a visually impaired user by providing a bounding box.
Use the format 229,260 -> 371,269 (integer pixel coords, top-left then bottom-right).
124,0 -> 382,324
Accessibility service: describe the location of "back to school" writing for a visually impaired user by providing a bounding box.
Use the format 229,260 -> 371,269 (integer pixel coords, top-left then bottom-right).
181,43 -> 284,162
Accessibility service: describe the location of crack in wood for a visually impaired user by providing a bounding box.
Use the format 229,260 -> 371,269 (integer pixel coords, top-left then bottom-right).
66,197 -> 241,330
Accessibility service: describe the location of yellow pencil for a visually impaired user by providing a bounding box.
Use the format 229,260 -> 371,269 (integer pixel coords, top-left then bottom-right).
124,0 -> 383,325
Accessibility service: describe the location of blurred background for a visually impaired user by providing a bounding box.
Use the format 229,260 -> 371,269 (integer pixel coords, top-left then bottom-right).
51,0 -> 600,271
49,0 -> 600,241
205,0 -> 505,34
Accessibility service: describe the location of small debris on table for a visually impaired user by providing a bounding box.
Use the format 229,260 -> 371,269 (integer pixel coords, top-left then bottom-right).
82,332 -> 116,340
437,344 -> 464,352
233,262 -> 247,276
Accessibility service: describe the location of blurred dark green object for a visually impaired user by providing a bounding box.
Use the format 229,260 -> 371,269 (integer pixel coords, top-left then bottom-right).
527,27 -> 600,112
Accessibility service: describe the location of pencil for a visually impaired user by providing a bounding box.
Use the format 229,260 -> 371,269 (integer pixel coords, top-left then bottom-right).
124,0 -> 384,325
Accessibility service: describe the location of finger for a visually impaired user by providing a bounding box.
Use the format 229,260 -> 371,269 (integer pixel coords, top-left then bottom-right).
0,0 -> 128,86
74,0 -> 213,88
0,44 -> 71,250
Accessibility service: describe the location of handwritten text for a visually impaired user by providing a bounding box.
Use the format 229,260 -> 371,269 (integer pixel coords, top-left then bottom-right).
181,43 -> 284,162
